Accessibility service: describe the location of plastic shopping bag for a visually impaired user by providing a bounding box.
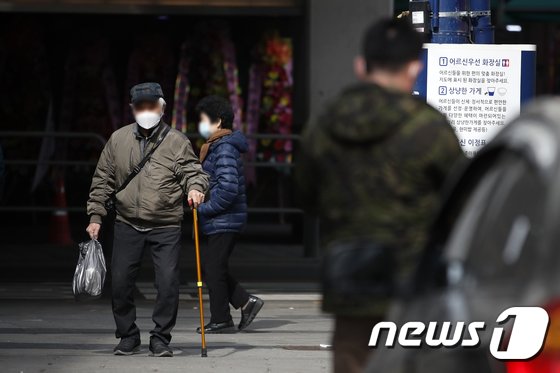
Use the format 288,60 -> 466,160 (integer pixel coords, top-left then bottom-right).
72,239 -> 106,299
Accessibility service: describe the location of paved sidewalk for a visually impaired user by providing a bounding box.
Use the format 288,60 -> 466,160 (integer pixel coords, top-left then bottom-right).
0,284 -> 332,373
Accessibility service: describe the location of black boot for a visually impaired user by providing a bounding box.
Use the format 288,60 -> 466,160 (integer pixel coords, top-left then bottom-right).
113,335 -> 141,356
149,337 -> 173,357
196,318 -> 235,334
239,296 -> 264,330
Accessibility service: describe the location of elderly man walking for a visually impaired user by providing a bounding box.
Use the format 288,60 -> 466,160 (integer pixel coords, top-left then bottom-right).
86,82 -> 209,357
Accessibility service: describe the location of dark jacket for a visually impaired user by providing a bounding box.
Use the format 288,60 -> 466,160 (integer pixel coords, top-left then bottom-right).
198,131 -> 248,235
297,83 -> 464,316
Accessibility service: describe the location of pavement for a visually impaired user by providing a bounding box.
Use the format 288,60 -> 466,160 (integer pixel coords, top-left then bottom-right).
0,283 -> 333,373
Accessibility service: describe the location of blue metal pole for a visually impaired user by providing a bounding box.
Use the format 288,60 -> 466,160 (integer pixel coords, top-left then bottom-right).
430,0 -> 440,34
432,0 -> 470,43
470,0 -> 494,44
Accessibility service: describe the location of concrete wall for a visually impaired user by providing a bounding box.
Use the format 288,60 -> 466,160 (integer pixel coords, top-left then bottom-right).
308,0 -> 393,121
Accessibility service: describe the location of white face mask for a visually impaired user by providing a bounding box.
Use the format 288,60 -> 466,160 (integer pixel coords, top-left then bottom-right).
135,111 -> 162,130
198,121 -> 212,139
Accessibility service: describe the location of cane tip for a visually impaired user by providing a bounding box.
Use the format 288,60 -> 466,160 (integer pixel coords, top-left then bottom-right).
201,348 -> 208,357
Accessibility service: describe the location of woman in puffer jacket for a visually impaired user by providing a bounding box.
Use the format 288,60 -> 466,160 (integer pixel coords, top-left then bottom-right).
195,95 -> 264,334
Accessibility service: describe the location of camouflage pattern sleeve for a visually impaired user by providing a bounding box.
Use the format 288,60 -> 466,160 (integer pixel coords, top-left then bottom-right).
424,113 -> 465,189
402,108 -> 465,191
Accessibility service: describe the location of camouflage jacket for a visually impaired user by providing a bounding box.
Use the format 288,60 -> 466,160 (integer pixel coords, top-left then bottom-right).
297,83 -> 464,316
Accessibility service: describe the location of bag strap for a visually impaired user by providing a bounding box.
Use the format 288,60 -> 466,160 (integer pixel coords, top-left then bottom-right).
112,124 -> 171,197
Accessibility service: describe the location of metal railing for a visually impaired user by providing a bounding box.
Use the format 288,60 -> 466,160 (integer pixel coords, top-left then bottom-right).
192,132 -> 301,169
2,131 -> 106,167
0,131 -> 107,146
0,130 -> 302,213
0,130 -> 319,257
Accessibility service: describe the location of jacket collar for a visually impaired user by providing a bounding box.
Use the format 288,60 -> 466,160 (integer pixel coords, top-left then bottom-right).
133,121 -> 163,141
199,129 -> 233,163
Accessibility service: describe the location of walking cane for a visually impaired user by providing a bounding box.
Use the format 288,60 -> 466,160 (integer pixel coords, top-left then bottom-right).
191,202 -> 208,357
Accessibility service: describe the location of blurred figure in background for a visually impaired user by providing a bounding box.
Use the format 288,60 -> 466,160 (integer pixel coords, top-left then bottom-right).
297,19 -> 463,373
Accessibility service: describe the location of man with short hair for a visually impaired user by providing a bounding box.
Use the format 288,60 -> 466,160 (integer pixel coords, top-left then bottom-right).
86,82 -> 209,357
298,19 -> 463,372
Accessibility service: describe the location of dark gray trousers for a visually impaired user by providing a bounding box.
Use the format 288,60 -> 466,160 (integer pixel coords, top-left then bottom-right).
111,221 -> 181,344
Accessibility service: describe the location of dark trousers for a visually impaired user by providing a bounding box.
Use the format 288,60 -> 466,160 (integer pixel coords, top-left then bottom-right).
202,233 -> 250,323
111,221 -> 181,344
332,315 -> 382,373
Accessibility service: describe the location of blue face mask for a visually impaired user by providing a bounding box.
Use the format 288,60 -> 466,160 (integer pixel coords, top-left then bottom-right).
198,121 -> 212,139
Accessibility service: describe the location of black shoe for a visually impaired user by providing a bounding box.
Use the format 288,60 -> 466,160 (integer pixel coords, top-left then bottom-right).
113,335 -> 141,356
149,337 -> 173,357
239,296 -> 264,330
196,318 -> 235,334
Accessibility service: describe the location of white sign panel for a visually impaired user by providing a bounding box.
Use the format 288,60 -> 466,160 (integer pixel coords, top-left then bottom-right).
425,44 -> 535,157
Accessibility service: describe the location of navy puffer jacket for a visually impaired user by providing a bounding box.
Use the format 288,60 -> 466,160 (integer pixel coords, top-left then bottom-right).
198,131 -> 248,235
